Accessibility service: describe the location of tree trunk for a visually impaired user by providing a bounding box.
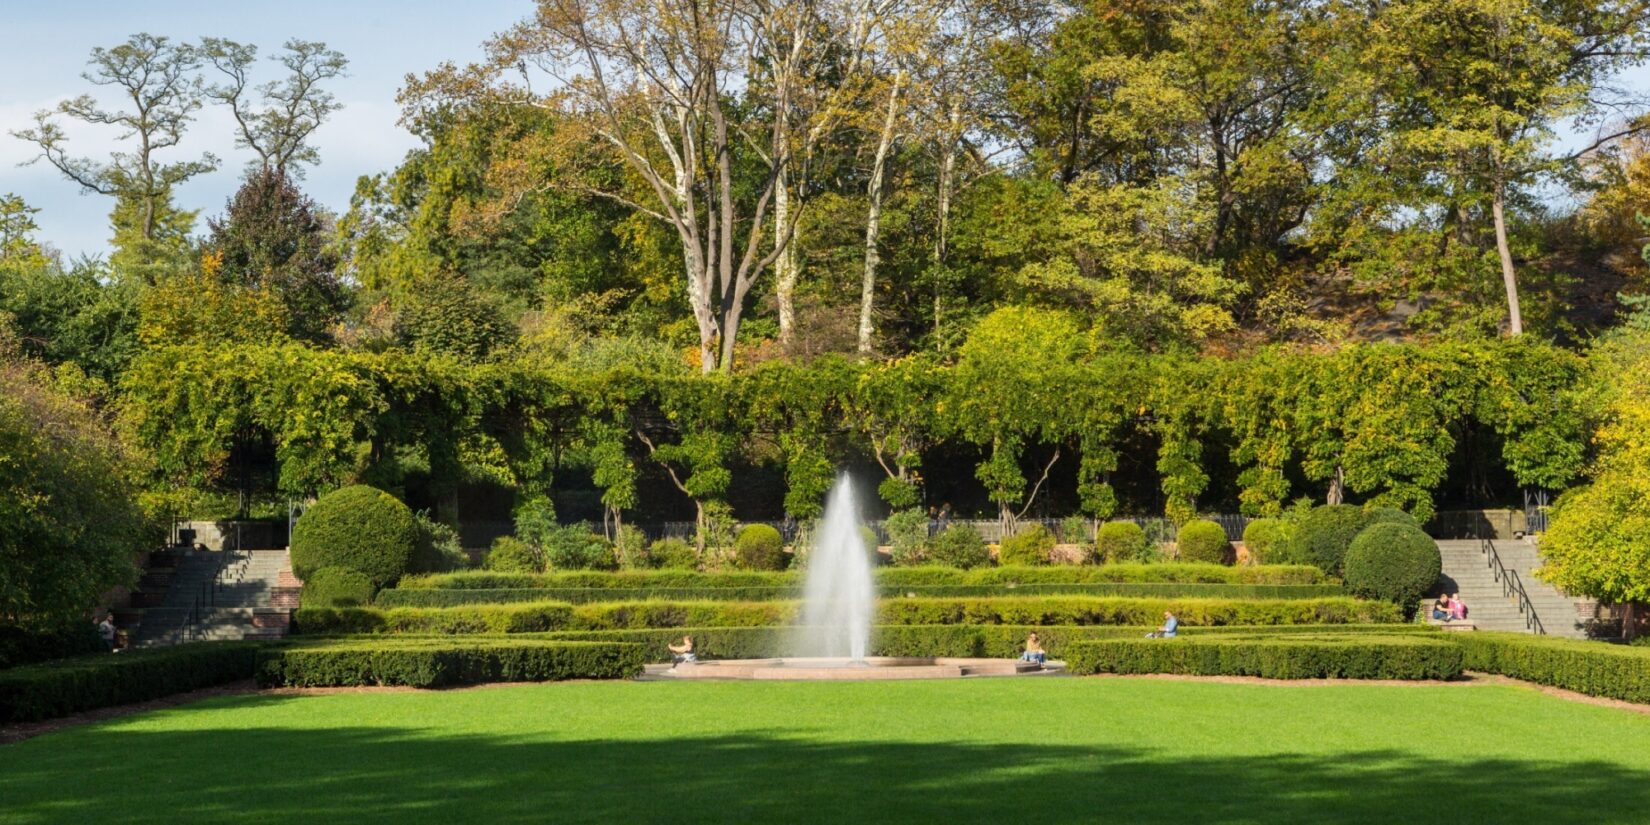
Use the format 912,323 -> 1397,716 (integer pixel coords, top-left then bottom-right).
774,168 -> 799,353
1327,464 -> 1345,505
1491,174 -> 1523,336
859,74 -> 902,355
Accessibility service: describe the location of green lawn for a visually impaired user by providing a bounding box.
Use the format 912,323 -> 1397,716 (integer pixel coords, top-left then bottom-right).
4,679 -> 1649,824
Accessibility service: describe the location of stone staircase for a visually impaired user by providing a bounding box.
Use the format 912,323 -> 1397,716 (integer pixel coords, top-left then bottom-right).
1426,539 -> 1588,638
133,549 -> 297,646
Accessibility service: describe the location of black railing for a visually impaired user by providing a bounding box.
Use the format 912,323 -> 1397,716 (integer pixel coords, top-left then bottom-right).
1480,536 -> 1545,635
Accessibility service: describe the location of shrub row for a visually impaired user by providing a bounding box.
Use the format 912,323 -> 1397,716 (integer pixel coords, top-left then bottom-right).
398,563 -> 1330,591
297,596 -> 1397,635
1066,635 -> 1464,680
0,622 -> 106,670
294,602 -> 576,635
1453,632 -> 1650,705
0,643 -> 262,724
256,639 -> 644,688
374,582 -> 1346,607
525,623 -> 1433,662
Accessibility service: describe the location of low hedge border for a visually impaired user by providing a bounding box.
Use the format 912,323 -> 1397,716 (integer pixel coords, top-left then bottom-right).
1065,636 -> 1464,680
256,639 -> 644,688
297,596 -> 1397,635
374,582 -> 1346,607
0,643 -> 262,724
399,564 -> 1330,590
1452,632 -> 1650,705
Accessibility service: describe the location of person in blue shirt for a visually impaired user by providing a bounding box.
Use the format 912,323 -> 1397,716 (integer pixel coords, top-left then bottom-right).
1147,611 -> 1178,639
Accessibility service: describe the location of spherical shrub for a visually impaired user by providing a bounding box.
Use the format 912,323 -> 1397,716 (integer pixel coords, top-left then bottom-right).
1176,519 -> 1232,564
1343,523 -> 1442,606
998,524 -> 1056,566
290,485 -> 418,587
928,524 -> 990,569
1241,518 -> 1288,563
1294,504 -> 1373,575
1097,521 -> 1150,563
301,566 -> 376,607
1365,506 -> 1420,530
650,538 -> 698,570
734,524 -> 788,570
544,525 -> 617,570
884,508 -> 931,566
484,536 -> 542,573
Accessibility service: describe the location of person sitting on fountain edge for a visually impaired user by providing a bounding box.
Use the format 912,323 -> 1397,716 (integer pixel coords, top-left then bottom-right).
1020,632 -> 1046,665
1146,611 -> 1178,639
669,635 -> 697,666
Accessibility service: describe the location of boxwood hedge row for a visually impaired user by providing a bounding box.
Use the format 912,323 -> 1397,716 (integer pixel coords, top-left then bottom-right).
397,564 -> 1330,591
296,596 -> 1398,635
256,639 -> 644,688
1065,635 -> 1464,680
1453,632 -> 1650,704
0,643 -> 262,724
374,582 -> 1346,607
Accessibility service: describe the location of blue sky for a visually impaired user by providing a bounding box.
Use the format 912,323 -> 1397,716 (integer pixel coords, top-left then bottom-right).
0,0 -> 528,258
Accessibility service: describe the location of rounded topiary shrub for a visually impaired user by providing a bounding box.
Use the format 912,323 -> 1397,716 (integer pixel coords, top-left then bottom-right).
734,524 -> 787,570
998,524 -> 1056,566
301,566 -> 376,607
1343,523 -> 1442,606
650,538 -> 698,570
1241,518 -> 1287,563
290,485 -> 418,588
928,524 -> 990,569
1176,519 -> 1232,564
484,536 -> 543,573
1097,521 -> 1150,563
1295,504 -> 1373,576
1365,506 -> 1420,530
545,525 -> 617,570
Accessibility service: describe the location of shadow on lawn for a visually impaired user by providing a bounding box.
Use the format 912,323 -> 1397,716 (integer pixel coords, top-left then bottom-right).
4,721 -> 1647,824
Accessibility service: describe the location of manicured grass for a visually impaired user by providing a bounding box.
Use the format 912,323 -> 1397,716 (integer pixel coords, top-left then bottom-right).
4,679 -> 1650,824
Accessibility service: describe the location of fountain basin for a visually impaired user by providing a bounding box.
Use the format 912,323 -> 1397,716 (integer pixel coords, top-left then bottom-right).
658,657 -> 1047,681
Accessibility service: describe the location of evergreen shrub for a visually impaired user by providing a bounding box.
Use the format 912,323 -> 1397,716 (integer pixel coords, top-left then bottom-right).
1294,504 -> 1373,575
301,566 -> 376,607
290,485 -> 419,588
1176,520 -> 1232,564
1342,523 -> 1441,606
884,509 -> 931,565
734,524 -> 787,571
484,536 -> 542,573
650,538 -> 698,570
927,524 -> 990,569
997,525 -> 1056,566
1097,521 -> 1150,563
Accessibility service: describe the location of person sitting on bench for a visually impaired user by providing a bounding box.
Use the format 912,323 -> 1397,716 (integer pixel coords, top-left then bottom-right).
1020,632 -> 1046,665
668,635 -> 697,666
1431,594 -> 1453,621
1146,611 -> 1179,639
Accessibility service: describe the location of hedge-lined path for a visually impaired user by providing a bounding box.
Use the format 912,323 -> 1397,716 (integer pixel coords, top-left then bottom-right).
5,679 -> 1649,823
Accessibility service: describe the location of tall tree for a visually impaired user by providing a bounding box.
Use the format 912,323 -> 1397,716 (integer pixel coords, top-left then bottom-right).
200,38 -> 349,178
11,33 -> 216,282
208,169 -> 346,341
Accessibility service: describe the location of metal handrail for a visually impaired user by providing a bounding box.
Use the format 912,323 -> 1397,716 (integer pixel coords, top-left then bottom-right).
1480,537 -> 1546,635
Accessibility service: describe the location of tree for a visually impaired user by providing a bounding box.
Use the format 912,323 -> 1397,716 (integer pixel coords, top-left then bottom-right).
200,38 -> 349,178
0,347 -> 148,625
11,33 -> 216,282
208,169 -> 346,341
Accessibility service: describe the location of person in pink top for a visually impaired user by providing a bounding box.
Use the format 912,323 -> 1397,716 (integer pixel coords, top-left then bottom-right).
1447,593 -> 1467,620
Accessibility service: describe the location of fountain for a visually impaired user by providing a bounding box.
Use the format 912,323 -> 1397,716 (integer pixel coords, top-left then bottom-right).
659,474 -> 1048,680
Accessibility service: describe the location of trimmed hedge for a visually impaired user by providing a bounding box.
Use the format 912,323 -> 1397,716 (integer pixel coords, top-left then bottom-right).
0,622 -> 106,670
256,639 -> 644,688
1066,635 -> 1463,680
0,643 -> 262,723
499,623 -> 1439,663
303,596 -> 1397,635
301,566 -> 377,608
998,525 -> 1056,566
396,563 -> 1331,591
1343,524 -> 1441,606
374,582 -> 1345,607
1097,521 -> 1150,563
1176,520 -> 1231,565
291,485 -> 419,587
734,524 -> 787,571
1294,505 -> 1373,575
295,602 -> 575,635
1453,632 -> 1650,705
